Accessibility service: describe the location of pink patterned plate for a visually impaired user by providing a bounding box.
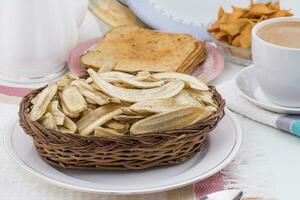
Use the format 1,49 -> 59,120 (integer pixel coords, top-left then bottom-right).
68,37 -> 224,82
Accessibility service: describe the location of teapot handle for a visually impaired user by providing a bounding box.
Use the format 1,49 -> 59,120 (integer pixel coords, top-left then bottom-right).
70,0 -> 88,27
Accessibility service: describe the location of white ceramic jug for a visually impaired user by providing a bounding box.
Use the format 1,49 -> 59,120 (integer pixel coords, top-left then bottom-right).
0,0 -> 87,80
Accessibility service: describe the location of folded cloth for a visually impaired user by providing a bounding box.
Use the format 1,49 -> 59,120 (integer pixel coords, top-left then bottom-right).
217,80 -> 300,137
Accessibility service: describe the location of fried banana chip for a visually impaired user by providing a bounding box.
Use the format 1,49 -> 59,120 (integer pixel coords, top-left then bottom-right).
85,96 -> 97,104
80,108 -> 93,118
98,71 -> 135,83
47,100 -> 65,125
30,83 -> 58,121
57,73 -> 78,90
60,95 -> 80,118
99,71 -> 164,88
63,116 -> 77,133
175,90 -> 203,106
72,79 -> 113,105
94,126 -> 124,138
206,106 -> 218,112
62,86 -> 87,114
121,107 -> 140,116
187,89 -> 217,108
113,115 -> 144,122
39,112 -> 58,131
152,72 -> 209,91
116,76 -> 165,89
130,90 -> 202,114
76,104 -> 123,136
135,71 -> 158,82
130,98 -> 179,114
88,69 -> 184,102
130,106 -> 212,135
104,120 -> 130,131
58,126 -> 74,134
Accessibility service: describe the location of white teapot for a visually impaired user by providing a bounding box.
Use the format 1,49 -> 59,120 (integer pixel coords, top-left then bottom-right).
0,0 -> 87,80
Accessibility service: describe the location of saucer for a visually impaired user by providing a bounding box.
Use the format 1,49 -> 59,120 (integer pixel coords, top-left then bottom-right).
235,65 -> 300,114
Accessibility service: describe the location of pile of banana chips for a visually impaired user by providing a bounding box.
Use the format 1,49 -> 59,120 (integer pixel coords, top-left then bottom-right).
29,70 -> 218,137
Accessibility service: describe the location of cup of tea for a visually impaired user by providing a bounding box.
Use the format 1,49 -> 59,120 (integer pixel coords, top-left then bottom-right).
252,17 -> 300,107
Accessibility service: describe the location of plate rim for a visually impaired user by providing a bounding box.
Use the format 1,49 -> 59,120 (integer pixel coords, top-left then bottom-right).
124,0 -> 209,40
67,37 -> 224,82
234,65 -> 300,114
3,108 -> 242,195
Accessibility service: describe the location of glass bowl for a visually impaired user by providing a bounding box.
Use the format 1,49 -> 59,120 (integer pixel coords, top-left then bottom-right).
207,21 -> 252,66
210,35 -> 252,66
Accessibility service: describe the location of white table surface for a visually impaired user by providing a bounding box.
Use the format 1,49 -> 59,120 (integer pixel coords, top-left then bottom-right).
212,61 -> 300,200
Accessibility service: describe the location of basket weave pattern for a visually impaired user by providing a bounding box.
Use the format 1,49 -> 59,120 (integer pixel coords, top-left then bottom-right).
19,87 -> 225,170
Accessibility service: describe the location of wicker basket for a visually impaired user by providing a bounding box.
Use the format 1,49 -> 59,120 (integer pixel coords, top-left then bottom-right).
19,86 -> 225,170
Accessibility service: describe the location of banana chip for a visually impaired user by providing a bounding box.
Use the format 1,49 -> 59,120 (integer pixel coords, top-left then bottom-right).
63,116 -> 77,133
98,71 -> 135,83
58,126 -> 74,134
80,108 -> 92,118
135,71 -> 157,82
116,76 -> 165,89
39,112 -> 58,131
59,92 -> 80,118
85,96 -> 97,104
81,80 -> 121,104
105,120 -> 129,131
114,115 -> 144,122
187,89 -> 217,108
88,69 -> 184,102
99,71 -> 164,88
130,98 -> 179,114
175,90 -> 202,107
130,106 -> 212,135
31,96 -> 37,104
94,126 -> 124,138
47,101 -> 65,125
62,86 -> 87,114
121,107 -> 140,116
152,72 -> 209,91
76,104 -> 123,136
72,79 -> 112,105
57,73 -> 78,90
30,83 -> 58,121
130,90 -> 202,114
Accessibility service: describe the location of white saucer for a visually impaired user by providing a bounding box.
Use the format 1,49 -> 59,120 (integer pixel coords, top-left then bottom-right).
235,65 -> 300,114
4,109 -> 241,194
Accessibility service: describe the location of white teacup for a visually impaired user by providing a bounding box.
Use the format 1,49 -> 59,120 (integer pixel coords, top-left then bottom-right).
252,17 -> 300,108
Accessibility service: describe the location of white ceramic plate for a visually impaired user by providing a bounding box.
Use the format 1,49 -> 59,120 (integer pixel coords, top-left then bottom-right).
4,109 -> 241,194
125,0 -> 253,40
235,65 -> 300,114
